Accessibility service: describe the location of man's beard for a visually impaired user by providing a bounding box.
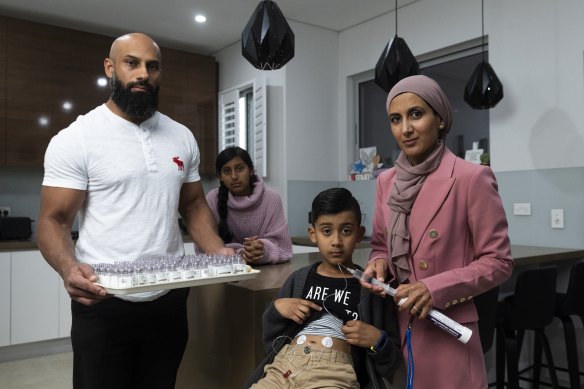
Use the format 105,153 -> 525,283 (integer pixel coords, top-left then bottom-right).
110,73 -> 159,120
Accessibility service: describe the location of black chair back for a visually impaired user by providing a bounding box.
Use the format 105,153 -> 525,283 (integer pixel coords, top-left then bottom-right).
475,286 -> 499,353
562,261 -> 584,317
508,267 -> 557,329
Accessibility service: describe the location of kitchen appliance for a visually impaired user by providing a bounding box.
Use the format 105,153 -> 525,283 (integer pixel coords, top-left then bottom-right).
0,217 -> 33,240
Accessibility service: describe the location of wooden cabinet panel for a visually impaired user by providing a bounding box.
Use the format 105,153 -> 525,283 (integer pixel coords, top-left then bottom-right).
0,18 -> 6,166
1,17 -> 217,173
158,48 -> 218,176
4,17 -> 111,168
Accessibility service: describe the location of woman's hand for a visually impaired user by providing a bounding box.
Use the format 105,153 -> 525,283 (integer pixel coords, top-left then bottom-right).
242,236 -> 264,263
360,258 -> 390,297
274,298 -> 322,325
394,281 -> 433,319
342,320 -> 381,349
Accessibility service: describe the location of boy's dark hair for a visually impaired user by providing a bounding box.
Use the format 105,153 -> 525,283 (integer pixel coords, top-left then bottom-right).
311,187 -> 361,226
215,146 -> 257,243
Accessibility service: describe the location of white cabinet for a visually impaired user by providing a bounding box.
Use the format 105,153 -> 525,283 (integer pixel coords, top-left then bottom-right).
55,273 -> 71,338
0,252 -> 10,347
58,282 -> 72,338
10,250 -> 60,344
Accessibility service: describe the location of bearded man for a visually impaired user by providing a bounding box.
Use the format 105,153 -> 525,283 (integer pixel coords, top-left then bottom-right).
37,33 -> 234,389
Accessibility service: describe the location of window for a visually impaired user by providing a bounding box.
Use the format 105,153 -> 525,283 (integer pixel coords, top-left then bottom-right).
355,39 -> 489,167
218,77 -> 267,176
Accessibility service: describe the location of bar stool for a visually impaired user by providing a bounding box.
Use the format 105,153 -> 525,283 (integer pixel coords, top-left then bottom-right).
476,285 -> 500,354
552,261 -> 584,389
495,267 -> 560,389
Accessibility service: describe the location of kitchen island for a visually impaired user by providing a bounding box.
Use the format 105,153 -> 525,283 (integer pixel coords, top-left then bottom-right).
174,245 -> 584,389
1,242 -> 581,385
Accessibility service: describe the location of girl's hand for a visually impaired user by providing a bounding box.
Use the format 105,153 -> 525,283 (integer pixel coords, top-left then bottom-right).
242,236 -> 264,263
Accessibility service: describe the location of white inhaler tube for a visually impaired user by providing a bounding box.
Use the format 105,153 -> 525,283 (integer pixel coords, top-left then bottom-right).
349,268 -> 472,344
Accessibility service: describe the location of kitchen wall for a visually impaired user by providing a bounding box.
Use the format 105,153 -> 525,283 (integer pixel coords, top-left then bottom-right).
215,20 -> 339,210
216,0 -> 584,250
0,169 -> 219,238
336,0 -> 584,175
287,166 -> 584,250
0,169 -> 42,225
2,0 -> 584,250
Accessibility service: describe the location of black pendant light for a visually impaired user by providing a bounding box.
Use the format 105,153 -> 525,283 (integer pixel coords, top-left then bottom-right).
241,0 -> 295,70
464,0 -> 503,109
374,0 -> 419,93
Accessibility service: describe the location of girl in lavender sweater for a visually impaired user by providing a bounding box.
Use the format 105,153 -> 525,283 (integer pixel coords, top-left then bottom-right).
205,147 -> 293,264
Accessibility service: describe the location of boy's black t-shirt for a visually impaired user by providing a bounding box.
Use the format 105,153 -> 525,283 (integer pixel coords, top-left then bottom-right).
301,265 -> 361,323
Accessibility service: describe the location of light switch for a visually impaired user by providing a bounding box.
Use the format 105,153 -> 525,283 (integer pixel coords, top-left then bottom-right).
551,209 -> 564,229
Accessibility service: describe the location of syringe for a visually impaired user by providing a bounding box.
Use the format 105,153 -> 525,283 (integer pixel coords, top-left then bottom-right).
344,266 -> 472,344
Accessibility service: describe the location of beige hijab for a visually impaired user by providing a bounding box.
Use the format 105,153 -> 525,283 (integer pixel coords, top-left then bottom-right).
386,75 -> 452,283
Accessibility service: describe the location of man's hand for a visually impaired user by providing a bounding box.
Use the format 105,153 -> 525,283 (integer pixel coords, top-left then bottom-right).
61,262 -> 108,306
215,247 -> 236,256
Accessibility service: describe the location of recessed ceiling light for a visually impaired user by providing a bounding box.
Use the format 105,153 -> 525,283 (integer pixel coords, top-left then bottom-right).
97,77 -> 108,87
38,115 -> 50,127
194,14 -> 207,23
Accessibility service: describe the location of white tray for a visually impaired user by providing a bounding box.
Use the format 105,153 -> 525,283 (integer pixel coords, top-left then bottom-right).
97,269 -> 261,295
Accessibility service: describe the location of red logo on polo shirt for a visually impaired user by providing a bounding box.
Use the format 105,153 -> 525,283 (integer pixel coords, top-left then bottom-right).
172,156 -> 184,171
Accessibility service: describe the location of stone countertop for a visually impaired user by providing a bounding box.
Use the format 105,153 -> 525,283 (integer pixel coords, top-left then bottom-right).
291,235 -> 371,249
0,239 -> 38,252
230,244 -> 584,292
0,234 -> 195,253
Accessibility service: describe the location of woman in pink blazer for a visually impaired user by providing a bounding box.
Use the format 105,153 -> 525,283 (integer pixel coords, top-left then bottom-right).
364,75 -> 513,388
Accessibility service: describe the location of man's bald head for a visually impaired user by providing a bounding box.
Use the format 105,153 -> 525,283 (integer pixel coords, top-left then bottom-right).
104,32 -> 162,122
109,33 -> 161,62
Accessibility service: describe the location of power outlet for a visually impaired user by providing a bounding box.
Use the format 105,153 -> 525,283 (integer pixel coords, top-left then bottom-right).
0,206 -> 11,217
513,203 -> 531,216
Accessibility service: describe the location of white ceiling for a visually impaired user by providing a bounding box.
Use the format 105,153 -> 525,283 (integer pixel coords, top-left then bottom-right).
0,0 -> 417,55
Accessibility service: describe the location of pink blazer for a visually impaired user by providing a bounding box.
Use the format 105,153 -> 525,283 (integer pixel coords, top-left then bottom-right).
370,148 -> 513,389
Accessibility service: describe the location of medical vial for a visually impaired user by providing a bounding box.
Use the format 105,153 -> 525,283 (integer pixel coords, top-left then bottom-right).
182,257 -> 195,280
155,263 -> 169,283
233,255 -> 246,273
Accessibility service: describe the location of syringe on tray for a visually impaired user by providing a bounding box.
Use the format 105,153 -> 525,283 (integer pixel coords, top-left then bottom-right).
345,266 -> 472,344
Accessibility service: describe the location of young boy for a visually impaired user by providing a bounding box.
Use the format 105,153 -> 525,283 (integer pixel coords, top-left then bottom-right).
245,188 -> 401,388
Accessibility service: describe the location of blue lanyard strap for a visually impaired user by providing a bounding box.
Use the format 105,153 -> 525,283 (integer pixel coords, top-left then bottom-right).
406,317 -> 414,389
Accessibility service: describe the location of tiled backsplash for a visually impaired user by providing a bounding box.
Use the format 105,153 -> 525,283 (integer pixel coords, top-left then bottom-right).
2,168 -> 583,249
288,166 -> 584,249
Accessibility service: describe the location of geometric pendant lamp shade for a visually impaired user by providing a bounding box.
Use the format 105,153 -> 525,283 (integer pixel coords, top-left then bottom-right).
241,0 -> 295,70
464,0 -> 504,109
464,61 -> 504,109
374,36 -> 420,93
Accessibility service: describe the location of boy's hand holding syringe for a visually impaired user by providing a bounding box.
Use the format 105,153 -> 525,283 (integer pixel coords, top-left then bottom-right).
342,263 -> 472,344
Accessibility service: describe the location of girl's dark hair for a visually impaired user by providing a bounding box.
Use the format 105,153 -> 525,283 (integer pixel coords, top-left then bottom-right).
215,146 -> 257,243
311,188 -> 361,226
